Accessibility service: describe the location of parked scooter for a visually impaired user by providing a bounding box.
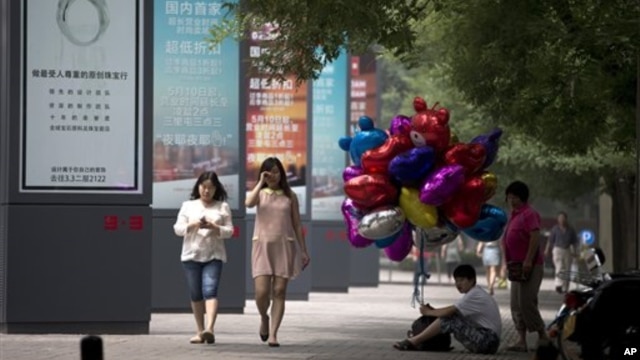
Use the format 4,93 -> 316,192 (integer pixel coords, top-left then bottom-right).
547,248 -> 640,360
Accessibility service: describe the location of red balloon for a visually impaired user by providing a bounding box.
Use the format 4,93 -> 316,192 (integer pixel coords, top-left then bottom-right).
444,143 -> 487,176
344,174 -> 399,209
409,97 -> 450,153
442,176 -> 486,228
360,134 -> 414,175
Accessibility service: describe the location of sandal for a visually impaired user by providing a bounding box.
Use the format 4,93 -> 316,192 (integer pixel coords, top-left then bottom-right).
393,339 -> 418,351
189,334 -> 204,344
201,330 -> 215,344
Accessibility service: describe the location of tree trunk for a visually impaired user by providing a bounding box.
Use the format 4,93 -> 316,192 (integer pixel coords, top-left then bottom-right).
610,174 -> 637,272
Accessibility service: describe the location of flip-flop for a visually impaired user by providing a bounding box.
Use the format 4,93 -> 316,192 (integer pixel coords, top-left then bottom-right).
268,342 -> 280,347
506,345 -> 528,352
393,339 -> 418,351
201,330 -> 215,344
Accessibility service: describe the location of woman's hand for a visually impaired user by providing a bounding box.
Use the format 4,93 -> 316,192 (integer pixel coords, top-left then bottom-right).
301,251 -> 311,270
259,171 -> 271,184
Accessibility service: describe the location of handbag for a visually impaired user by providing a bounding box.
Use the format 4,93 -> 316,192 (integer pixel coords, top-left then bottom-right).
507,261 -> 529,282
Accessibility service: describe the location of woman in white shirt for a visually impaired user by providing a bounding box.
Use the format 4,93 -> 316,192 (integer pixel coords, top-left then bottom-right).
173,171 -> 234,344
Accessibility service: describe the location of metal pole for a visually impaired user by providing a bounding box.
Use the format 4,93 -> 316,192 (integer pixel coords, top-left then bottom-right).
636,53 -> 640,270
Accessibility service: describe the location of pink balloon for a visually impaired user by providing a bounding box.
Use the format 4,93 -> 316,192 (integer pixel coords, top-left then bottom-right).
341,198 -> 374,248
389,115 -> 412,136
343,165 -> 364,182
419,164 -> 466,206
383,222 -> 413,261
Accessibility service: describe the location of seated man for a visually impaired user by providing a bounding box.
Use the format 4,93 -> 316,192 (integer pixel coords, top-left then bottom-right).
394,264 -> 502,354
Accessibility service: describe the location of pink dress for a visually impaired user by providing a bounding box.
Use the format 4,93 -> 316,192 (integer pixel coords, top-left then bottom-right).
251,188 -> 302,279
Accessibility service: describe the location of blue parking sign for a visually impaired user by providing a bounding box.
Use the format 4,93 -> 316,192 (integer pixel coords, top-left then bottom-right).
578,230 -> 596,246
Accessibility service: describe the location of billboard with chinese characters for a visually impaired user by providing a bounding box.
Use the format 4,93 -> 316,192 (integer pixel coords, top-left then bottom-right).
244,24 -> 309,215
152,0 -> 241,209
311,51 -> 349,221
21,0 -> 142,193
350,54 -> 378,135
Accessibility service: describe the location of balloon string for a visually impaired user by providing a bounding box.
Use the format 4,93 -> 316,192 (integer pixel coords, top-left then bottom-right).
411,229 -> 430,308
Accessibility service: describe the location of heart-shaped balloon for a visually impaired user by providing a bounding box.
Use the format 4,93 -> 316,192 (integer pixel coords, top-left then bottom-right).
462,204 -> 508,242
414,226 -> 460,250
357,206 -> 406,240
338,115 -> 388,166
470,128 -> 503,169
399,187 -> 438,229
388,146 -> 436,184
480,171 -> 498,201
344,174 -> 398,209
419,164 -> 466,206
389,114 -> 412,136
442,177 -> 486,228
443,143 -> 487,176
409,97 -> 450,152
343,165 -> 364,182
384,222 -> 413,261
341,198 -> 374,248
361,134 -> 414,175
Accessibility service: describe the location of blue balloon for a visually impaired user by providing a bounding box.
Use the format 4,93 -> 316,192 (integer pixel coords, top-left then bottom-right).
470,128 -> 503,169
462,204 -> 507,241
388,146 -> 436,183
338,115 -> 388,166
374,227 -> 403,249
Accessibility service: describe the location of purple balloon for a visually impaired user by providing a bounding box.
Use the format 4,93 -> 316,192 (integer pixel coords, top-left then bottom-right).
419,164 -> 465,206
388,146 -> 436,183
389,115 -> 412,136
342,165 -> 364,183
470,128 -> 503,169
341,198 -> 374,248
384,222 -> 413,261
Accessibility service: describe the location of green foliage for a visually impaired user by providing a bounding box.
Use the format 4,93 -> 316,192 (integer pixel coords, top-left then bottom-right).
206,0 -> 432,84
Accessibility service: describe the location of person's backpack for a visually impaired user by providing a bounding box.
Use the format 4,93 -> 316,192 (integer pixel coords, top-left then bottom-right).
408,315 -> 453,351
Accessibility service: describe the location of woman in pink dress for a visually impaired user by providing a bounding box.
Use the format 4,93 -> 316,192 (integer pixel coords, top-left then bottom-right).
245,157 -> 311,347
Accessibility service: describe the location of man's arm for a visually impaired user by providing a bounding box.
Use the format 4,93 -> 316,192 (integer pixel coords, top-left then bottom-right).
420,304 -> 458,318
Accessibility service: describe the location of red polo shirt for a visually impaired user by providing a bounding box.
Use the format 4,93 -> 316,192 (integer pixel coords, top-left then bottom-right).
503,203 -> 543,265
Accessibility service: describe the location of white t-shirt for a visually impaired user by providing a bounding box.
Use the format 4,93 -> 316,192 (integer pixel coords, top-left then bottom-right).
173,199 -> 234,262
454,285 -> 502,336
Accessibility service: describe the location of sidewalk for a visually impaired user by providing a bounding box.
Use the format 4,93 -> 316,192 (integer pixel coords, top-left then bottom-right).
0,272 -> 563,360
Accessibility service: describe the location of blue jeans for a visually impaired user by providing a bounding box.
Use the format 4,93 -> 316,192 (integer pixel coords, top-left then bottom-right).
182,259 -> 223,301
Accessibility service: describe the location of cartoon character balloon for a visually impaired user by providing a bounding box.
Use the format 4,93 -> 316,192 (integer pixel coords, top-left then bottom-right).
409,97 -> 451,152
338,116 -> 388,166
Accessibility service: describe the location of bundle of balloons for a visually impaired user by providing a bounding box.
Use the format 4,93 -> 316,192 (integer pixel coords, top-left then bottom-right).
338,97 -> 507,261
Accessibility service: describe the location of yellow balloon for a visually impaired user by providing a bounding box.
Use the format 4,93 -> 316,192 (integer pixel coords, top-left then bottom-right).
481,172 -> 498,200
399,187 -> 438,229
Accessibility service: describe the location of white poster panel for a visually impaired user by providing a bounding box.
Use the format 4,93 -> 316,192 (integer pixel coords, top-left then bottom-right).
21,0 -> 141,193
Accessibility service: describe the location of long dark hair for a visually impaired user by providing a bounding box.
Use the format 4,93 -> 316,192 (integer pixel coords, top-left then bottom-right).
258,157 -> 293,198
190,171 -> 228,201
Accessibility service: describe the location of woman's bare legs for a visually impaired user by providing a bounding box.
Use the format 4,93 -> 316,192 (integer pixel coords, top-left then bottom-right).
269,277 -> 289,345
488,265 -> 497,295
254,276 -> 272,340
190,301 -> 205,342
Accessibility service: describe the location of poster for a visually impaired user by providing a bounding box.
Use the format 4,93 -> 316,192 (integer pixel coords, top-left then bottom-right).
311,51 -> 348,221
153,0 -> 241,209
349,54 -> 378,135
245,24 -> 309,215
21,0 -> 142,192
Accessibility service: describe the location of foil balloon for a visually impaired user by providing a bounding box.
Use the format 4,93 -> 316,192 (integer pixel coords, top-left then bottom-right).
344,174 -> 398,209
375,230 -> 402,249
341,198 -> 374,248
360,134 -> 414,175
399,187 -> 438,229
462,204 -> 508,242
388,146 -> 436,184
409,97 -> 451,152
357,206 -> 406,240
480,172 -> 498,201
415,226 -> 460,250
389,115 -> 412,136
470,128 -> 503,169
338,115 -> 388,166
343,165 -> 364,183
443,143 -> 487,176
419,164 -> 465,206
384,222 -> 413,261
442,176 -> 486,228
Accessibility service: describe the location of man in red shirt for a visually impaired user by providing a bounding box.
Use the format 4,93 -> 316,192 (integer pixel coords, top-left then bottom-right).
501,181 -> 549,352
